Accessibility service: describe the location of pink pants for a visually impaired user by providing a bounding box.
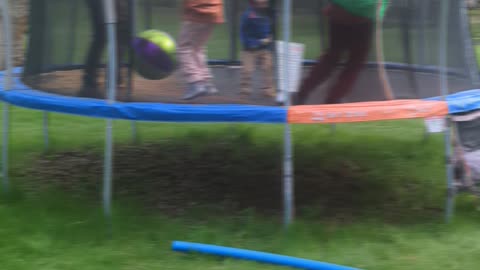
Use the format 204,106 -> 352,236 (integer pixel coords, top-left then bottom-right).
177,21 -> 215,84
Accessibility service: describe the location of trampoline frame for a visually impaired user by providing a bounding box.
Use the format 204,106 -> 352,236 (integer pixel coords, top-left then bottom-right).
1,0 -> 12,193
1,0 -> 479,228
438,0 -> 454,221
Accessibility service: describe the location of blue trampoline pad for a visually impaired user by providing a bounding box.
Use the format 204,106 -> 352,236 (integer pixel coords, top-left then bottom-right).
427,89 -> 480,114
0,69 -> 287,123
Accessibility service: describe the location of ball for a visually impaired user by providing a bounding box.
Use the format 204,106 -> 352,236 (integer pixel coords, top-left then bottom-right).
132,30 -> 177,80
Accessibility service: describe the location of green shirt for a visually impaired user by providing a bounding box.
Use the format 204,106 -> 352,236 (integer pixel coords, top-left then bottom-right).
330,0 -> 389,21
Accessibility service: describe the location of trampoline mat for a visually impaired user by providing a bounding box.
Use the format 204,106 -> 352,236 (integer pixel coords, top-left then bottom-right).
21,66 -> 475,106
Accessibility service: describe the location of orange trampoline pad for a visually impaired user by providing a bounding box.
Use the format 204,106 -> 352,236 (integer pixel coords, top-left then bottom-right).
288,100 -> 449,124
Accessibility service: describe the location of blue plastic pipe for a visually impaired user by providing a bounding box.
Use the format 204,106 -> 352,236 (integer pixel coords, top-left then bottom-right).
171,241 -> 360,270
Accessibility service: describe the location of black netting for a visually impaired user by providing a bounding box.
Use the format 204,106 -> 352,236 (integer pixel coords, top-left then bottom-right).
19,0 -> 480,106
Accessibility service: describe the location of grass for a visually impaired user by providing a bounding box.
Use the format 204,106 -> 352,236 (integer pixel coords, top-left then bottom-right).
0,105 -> 479,270
0,191 -> 479,270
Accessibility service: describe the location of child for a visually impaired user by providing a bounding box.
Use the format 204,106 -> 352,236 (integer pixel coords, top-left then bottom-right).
239,0 -> 275,98
177,0 -> 224,100
79,0 -> 131,99
295,0 -> 389,105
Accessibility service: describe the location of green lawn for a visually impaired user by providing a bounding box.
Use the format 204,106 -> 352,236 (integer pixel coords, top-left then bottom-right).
0,106 -> 479,270
0,191 -> 479,270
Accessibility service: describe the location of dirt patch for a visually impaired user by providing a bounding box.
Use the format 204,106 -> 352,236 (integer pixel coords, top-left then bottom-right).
21,135 -> 442,222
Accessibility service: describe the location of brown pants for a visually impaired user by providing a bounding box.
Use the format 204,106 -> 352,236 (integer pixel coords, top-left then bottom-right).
240,50 -> 274,94
297,4 -> 373,104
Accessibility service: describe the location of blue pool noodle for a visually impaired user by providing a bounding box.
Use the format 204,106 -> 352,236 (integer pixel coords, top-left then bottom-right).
171,241 -> 360,270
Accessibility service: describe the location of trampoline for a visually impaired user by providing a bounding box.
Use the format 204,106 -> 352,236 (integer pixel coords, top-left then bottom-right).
2,0 -> 480,226
16,0 -> 479,105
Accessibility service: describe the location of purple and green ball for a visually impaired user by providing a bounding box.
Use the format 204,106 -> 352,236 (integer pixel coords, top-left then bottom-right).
132,30 -> 177,80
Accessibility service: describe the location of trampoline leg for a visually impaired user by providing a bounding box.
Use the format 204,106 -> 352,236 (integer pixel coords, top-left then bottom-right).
102,0 -> 118,232
2,103 -> 9,193
43,112 -> 49,152
281,0 -> 294,227
103,119 -> 114,229
227,0 -> 238,62
445,146 -> 456,223
127,1 -> 138,144
444,120 -> 456,223
283,123 -> 294,226
438,0 -> 454,223
2,0 -> 13,194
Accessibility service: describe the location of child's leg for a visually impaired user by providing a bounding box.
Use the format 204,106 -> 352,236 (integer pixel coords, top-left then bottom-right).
240,51 -> 255,94
177,21 -> 206,84
259,50 -> 275,97
324,22 -> 373,104
191,23 -> 215,80
193,25 -> 217,92
191,48 -> 219,94
177,21 -> 215,99
295,21 -> 347,104
83,0 -> 106,90
196,46 -> 210,79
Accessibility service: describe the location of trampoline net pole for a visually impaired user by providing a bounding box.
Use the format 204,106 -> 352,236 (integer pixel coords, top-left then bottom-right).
270,0 -> 279,100
128,0 -> 138,143
127,0 -> 136,101
417,1 -> 429,139
66,0 -> 79,64
41,0 -> 56,150
318,0 -> 327,52
145,0 -> 152,29
1,0 -> 13,193
439,0 -> 455,223
102,0 -> 118,227
281,0 -> 294,227
402,0 -> 419,98
227,0 -> 238,62
2,0 -> 13,90
459,0 -> 480,86
418,0 -> 428,66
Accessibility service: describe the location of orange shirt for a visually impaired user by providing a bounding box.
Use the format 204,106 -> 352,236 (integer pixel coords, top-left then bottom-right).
182,0 -> 225,24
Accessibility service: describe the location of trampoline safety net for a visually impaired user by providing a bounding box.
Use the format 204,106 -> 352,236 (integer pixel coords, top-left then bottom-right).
20,0 -> 480,106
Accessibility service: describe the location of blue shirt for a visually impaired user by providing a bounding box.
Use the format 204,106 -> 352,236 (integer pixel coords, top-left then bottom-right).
240,7 -> 273,51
